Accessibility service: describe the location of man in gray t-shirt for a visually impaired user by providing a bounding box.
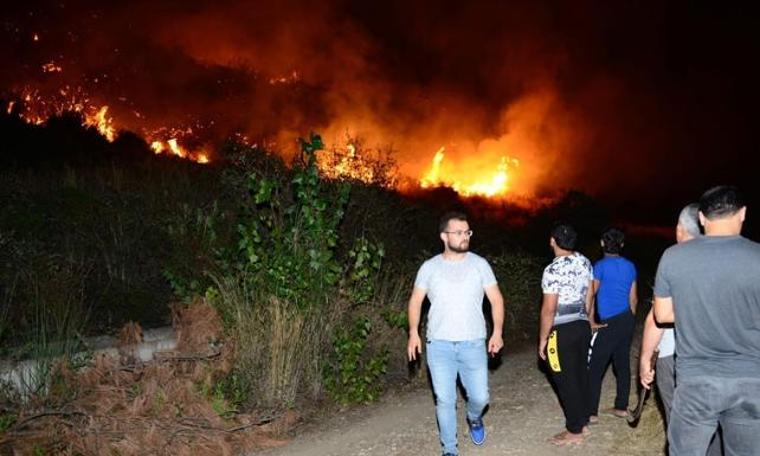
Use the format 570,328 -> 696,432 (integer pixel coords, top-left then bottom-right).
407,211 -> 505,456
654,186 -> 760,455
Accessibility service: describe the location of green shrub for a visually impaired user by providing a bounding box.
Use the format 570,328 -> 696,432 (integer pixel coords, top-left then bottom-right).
325,317 -> 388,405
208,134 -> 387,409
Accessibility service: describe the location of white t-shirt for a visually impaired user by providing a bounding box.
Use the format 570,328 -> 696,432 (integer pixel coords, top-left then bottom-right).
658,328 -> 675,358
414,252 -> 497,341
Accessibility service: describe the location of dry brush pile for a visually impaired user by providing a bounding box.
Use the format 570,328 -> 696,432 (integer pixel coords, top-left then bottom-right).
0,300 -> 298,455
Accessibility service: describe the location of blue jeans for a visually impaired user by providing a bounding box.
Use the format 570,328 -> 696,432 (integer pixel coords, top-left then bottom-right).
426,339 -> 489,456
669,375 -> 760,455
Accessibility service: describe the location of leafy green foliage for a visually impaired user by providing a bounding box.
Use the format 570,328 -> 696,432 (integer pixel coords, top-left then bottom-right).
0,410 -> 17,432
232,133 -> 351,310
381,308 -> 408,330
208,133 -> 389,409
325,317 -> 388,405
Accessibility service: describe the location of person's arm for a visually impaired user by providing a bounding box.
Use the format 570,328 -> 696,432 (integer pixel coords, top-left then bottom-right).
588,279 -> 607,330
538,293 -> 558,360
484,283 -> 504,356
407,287 -> 427,361
629,280 -> 638,315
653,296 -> 674,324
639,309 -> 664,389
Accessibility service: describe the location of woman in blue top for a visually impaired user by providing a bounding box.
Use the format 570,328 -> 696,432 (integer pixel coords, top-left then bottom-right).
588,227 -> 638,422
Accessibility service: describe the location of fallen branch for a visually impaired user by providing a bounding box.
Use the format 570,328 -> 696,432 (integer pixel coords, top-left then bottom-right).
11,408 -> 87,431
176,414 -> 276,433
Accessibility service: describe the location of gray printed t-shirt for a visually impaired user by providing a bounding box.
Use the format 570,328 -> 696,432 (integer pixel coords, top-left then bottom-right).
414,252 -> 497,341
654,235 -> 760,378
541,252 -> 592,326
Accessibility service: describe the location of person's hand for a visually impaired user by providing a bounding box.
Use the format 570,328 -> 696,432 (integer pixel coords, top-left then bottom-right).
590,321 -> 608,331
538,338 -> 548,361
640,357 -> 655,390
407,332 -> 422,362
488,334 -> 504,357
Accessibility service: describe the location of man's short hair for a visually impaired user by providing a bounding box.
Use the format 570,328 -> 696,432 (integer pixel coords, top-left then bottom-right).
601,227 -> 625,254
699,185 -> 745,220
551,223 -> 578,251
439,211 -> 468,233
678,203 -> 701,238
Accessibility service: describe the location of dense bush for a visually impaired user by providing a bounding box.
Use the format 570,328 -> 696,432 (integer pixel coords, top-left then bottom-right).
206,134 -> 391,409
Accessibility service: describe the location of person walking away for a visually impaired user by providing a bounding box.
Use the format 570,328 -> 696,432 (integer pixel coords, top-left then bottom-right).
588,227 -> 637,422
407,211 -> 505,456
654,186 -> 760,455
539,223 -> 593,446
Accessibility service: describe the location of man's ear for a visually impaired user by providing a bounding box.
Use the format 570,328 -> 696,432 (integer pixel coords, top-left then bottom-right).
739,206 -> 747,223
698,211 -> 707,227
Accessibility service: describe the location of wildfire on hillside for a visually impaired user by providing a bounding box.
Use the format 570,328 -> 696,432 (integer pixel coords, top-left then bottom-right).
1,1 -> 590,201
7,88 -> 211,164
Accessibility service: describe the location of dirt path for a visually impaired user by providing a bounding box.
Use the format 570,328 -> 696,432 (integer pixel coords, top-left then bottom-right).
254,347 -> 666,456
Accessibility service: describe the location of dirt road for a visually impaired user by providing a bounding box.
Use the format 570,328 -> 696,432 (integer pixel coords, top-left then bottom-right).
255,348 -> 666,456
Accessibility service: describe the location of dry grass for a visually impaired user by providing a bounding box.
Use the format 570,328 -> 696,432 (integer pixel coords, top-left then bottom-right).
0,299 -> 295,455
613,399 -> 667,454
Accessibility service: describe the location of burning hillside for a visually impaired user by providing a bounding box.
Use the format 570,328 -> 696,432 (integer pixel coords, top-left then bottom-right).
3,0 -> 678,203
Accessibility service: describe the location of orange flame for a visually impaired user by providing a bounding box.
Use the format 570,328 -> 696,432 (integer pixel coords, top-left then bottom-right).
150,138 -> 209,163
420,147 -> 446,188
10,87 -> 209,165
419,147 -> 519,198
84,105 -> 116,141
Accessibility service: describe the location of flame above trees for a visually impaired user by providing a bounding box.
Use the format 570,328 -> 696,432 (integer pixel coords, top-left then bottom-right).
420,146 -> 520,198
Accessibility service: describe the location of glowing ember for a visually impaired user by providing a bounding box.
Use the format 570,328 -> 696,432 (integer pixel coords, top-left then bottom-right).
6,101 -> 14,114
419,147 -> 519,198
42,62 -> 63,73
316,140 -> 395,187
268,70 -> 300,85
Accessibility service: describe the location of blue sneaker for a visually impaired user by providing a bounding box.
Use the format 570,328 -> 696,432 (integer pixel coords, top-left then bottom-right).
468,418 -> 486,445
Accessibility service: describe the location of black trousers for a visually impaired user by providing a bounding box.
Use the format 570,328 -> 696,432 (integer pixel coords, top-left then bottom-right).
589,309 -> 635,414
547,319 -> 592,434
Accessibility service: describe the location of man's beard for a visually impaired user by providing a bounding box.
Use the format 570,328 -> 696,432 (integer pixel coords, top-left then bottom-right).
447,241 -> 469,253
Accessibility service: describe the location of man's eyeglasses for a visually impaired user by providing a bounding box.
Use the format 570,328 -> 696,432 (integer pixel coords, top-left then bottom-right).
444,230 -> 473,237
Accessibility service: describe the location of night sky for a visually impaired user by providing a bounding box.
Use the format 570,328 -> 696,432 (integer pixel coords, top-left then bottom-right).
2,0 -> 759,226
